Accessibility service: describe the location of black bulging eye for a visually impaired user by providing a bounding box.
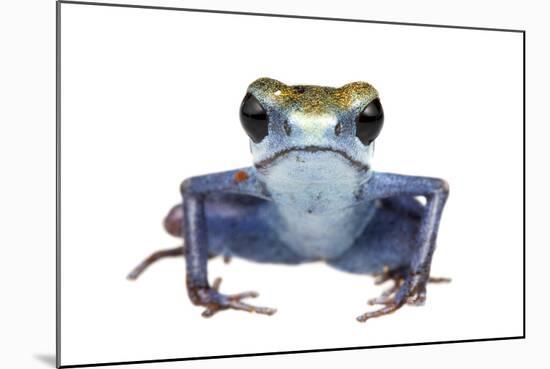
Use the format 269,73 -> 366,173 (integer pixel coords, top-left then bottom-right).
239,93 -> 269,143
356,98 -> 384,145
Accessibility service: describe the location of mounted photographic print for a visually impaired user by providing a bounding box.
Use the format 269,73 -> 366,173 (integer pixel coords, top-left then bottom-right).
57,1 -> 525,367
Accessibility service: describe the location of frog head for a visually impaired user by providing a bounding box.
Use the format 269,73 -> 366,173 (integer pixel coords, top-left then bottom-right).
239,77 -> 384,180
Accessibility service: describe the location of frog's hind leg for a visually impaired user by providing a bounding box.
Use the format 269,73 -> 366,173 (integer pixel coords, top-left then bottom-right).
326,196 -> 450,321
127,204 -> 220,280
127,204 -> 184,280
127,245 -> 185,280
128,192 -> 307,280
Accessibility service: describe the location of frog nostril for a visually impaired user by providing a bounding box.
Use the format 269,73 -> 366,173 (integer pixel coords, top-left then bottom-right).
283,121 -> 292,136
334,122 -> 342,136
293,86 -> 306,94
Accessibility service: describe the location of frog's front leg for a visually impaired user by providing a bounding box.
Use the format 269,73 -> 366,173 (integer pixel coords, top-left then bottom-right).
357,171 -> 449,322
181,168 -> 277,318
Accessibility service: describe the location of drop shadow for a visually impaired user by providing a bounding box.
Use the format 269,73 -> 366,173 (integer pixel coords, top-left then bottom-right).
33,353 -> 56,367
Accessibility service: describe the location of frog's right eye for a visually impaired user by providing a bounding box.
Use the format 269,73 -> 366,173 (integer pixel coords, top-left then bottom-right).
240,93 -> 269,143
356,98 -> 384,145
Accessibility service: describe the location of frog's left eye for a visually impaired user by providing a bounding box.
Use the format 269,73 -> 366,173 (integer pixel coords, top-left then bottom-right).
240,93 -> 269,143
356,98 -> 384,145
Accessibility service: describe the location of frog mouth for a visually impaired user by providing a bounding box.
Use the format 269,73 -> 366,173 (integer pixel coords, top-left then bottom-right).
254,146 -> 370,171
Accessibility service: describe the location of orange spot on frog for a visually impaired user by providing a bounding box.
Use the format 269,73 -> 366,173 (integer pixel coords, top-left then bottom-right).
234,170 -> 249,183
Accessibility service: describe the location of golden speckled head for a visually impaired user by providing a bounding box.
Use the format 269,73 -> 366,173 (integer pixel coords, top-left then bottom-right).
239,77 -> 385,173
247,77 -> 379,115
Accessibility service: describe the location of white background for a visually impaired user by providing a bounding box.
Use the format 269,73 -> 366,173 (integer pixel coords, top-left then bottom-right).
1,0 -> 548,369
58,3 -> 524,366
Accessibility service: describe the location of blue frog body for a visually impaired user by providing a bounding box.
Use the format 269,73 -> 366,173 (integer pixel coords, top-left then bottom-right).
128,78 -> 450,322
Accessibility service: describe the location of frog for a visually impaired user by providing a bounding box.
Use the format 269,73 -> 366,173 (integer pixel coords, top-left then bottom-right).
127,77 -> 450,322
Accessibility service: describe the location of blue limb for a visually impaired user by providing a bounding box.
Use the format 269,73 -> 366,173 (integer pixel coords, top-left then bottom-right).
181,167 -> 278,317
355,171 -> 449,321
127,245 -> 185,280
127,204 -> 222,280
127,177 -> 305,280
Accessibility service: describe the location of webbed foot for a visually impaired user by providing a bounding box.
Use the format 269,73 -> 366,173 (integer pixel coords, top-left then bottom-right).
357,266 -> 450,322
189,277 -> 277,318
